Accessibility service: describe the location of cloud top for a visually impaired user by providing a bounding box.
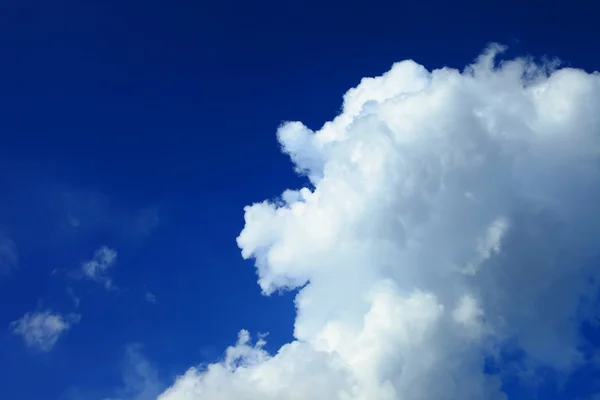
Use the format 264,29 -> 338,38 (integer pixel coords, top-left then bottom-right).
159,45 -> 600,399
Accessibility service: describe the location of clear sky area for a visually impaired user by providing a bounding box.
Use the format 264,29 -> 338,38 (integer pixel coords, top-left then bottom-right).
1,1 -> 599,399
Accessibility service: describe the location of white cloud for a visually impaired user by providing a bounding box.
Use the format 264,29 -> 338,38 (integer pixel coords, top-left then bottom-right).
10,311 -> 80,351
0,231 -> 17,274
159,45 -> 600,399
81,246 -> 118,289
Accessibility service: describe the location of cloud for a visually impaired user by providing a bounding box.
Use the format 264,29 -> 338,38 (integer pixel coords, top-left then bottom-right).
66,286 -> 81,308
67,212 -> 81,228
10,311 -> 80,351
106,344 -> 164,400
81,246 -> 118,289
145,292 -> 157,304
158,45 -> 600,399
0,231 -> 18,274
60,345 -> 163,400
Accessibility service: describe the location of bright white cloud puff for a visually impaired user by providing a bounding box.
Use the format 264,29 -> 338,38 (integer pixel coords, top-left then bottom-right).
159,45 -> 600,400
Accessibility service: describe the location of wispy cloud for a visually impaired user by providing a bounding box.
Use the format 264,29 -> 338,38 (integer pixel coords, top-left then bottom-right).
0,231 -> 18,275
106,344 -> 164,400
66,212 -> 81,228
145,292 -> 157,304
66,286 -> 81,308
61,345 -> 164,400
81,246 -> 117,289
10,311 -> 80,351
62,191 -> 159,241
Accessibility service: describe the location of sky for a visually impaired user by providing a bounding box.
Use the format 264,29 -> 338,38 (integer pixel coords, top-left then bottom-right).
1,1 -> 600,399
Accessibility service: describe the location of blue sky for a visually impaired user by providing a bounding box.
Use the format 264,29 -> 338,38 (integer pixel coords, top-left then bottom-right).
1,1 -> 600,399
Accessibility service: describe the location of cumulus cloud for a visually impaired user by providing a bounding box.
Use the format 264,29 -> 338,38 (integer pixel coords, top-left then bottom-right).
10,311 -> 80,351
81,246 -> 118,289
0,231 -> 17,274
159,45 -> 600,399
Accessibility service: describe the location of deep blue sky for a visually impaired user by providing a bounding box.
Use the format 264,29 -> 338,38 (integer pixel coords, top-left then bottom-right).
0,1 -> 598,399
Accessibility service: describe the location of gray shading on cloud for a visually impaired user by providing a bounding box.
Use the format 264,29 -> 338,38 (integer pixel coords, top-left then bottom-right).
158,45 -> 600,399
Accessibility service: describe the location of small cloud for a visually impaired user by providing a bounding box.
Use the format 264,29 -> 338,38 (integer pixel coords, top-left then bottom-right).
10,311 -> 80,351
145,292 -> 157,304
0,231 -> 18,275
66,287 -> 81,308
81,246 -> 117,289
67,213 -> 81,228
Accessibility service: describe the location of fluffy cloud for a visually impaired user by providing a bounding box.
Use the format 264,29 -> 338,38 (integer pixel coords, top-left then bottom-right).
0,231 -> 17,274
10,311 -> 80,351
159,45 -> 600,399
81,246 -> 118,289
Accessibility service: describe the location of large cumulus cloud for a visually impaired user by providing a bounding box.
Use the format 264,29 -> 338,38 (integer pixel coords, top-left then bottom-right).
158,45 -> 600,399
